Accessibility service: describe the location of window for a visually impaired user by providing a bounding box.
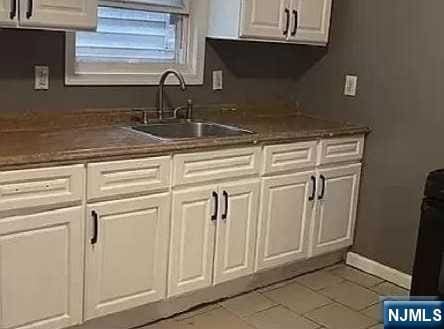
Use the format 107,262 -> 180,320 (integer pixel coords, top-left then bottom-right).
76,7 -> 186,65
65,0 -> 207,85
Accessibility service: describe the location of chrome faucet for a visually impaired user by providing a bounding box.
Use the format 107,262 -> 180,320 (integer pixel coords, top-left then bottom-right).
158,69 -> 187,121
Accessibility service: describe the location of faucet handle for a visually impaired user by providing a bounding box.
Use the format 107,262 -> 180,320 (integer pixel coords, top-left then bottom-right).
173,99 -> 194,120
186,99 -> 193,120
131,108 -> 149,125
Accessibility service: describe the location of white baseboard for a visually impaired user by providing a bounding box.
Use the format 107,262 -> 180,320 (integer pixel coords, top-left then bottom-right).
346,252 -> 412,290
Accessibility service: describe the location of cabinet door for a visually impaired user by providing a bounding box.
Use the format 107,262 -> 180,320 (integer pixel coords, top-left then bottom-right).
309,164 -> 362,257
288,0 -> 332,44
0,207 -> 83,329
0,0 -> 17,27
214,180 -> 259,285
240,0 -> 290,40
256,171 -> 315,271
84,194 -> 170,320
19,0 -> 97,30
168,187 -> 216,297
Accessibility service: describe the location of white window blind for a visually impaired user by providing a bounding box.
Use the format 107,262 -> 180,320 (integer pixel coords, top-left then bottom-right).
100,0 -> 189,14
75,5 -> 186,64
66,0 -> 207,85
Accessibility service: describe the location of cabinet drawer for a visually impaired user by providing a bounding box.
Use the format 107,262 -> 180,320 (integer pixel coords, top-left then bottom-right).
263,141 -> 317,175
87,156 -> 171,201
318,135 -> 365,165
0,165 -> 84,214
173,147 -> 261,186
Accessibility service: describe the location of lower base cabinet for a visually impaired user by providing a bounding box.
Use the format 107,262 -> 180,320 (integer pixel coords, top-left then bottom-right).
168,180 -> 260,297
256,163 -> 362,269
84,194 -> 171,320
309,163 -> 362,257
213,181 -> 259,285
168,186 -> 216,297
0,207 -> 84,329
256,171 -> 315,271
0,137 -> 366,329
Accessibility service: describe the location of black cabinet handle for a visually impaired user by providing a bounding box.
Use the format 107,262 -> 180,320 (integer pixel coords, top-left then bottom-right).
319,175 -> 326,200
309,176 -> 316,201
222,191 -> 229,221
291,10 -> 298,36
283,8 -> 290,35
26,0 -> 33,19
211,192 -> 218,222
9,0 -> 16,20
91,210 -> 99,245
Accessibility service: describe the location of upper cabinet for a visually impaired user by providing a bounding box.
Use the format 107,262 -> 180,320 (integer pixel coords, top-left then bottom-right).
0,0 -> 97,30
288,0 -> 333,44
240,0 -> 290,41
208,0 -> 332,45
0,0 -> 17,27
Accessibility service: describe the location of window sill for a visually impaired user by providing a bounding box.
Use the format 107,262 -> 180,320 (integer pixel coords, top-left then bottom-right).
64,71 -> 204,86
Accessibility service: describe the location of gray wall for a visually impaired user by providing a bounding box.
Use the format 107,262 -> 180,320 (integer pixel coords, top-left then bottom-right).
0,29 -> 324,112
1,0 -> 435,274
295,0 -> 444,274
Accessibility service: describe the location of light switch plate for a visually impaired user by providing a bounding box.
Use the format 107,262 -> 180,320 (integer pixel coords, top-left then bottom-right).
35,66 -> 49,90
344,75 -> 358,96
212,70 -> 223,90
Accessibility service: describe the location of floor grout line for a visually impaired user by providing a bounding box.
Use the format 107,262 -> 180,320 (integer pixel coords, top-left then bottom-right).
135,263 -> 390,329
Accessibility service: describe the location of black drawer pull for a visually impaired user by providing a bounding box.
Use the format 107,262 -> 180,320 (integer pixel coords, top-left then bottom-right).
222,191 -> 229,221
211,191 -> 218,221
283,8 -> 290,35
26,0 -> 33,19
9,0 -> 16,19
319,175 -> 326,200
291,10 -> 298,36
91,210 -> 99,245
309,176 -> 316,201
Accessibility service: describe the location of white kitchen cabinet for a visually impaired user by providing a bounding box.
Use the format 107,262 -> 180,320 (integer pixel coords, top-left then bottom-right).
208,0 -> 332,45
0,207 -> 84,329
258,139 -> 364,263
168,180 -> 260,296
256,171 -> 315,271
19,0 -> 97,30
240,0 -> 290,40
309,163 -> 362,257
84,193 -> 170,320
0,164 -> 84,215
87,156 -> 171,201
288,0 -> 332,44
0,0 -> 18,26
0,0 -> 97,30
0,136 -> 365,328
173,147 -> 260,186
213,180 -> 259,285
262,141 -> 318,175
168,186 -> 217,297
318,135 -> 365,166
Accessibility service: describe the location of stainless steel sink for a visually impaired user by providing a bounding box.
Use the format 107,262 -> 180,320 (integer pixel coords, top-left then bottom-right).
132,121 -> 254,140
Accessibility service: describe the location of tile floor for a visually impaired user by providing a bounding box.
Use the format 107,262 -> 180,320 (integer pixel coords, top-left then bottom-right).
142,264 -> 409,329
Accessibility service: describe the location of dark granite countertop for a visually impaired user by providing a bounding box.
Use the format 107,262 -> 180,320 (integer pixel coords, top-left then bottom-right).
0,106 -> 370,169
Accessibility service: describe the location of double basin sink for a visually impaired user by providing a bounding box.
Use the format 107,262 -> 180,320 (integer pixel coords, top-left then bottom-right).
133,121 -> 254,140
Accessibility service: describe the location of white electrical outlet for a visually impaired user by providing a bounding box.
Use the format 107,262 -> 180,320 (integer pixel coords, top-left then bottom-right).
344,75 -> 358,96
35,66 -> 49,90
212,70 -> 223,90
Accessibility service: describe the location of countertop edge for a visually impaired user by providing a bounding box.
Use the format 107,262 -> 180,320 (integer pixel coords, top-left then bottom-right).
0,126 -> 370,170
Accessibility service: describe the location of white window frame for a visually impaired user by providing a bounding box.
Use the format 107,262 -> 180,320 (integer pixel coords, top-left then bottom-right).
65,0 -> 208,85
